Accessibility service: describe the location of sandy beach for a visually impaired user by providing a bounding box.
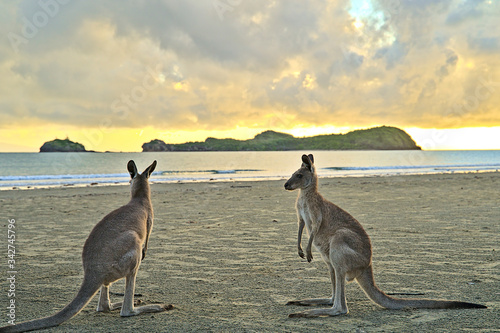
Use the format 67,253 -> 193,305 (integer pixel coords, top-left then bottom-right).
0,172 -> 498,332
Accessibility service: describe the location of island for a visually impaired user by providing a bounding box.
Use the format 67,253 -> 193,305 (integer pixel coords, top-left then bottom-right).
142,126 -> 421,152
40,138 -> 87,152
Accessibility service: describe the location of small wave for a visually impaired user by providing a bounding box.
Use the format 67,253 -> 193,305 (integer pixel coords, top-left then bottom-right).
323,163 -> 500,172
212,170 -> 236,174
0,173 -> 129,181
161,169 -> 262,175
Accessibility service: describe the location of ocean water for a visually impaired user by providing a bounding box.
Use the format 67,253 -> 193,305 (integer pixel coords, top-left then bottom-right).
0,150 -> 499,190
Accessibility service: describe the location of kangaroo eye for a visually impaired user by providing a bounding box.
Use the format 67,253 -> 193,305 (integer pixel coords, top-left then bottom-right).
297,174 -> 303,179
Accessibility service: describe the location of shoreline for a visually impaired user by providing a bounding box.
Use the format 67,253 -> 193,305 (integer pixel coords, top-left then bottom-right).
0,172 -> 498,332
2,169 -> 499,192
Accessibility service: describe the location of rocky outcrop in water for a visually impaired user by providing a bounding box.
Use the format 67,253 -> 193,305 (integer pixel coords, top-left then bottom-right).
40,138 -> 87,152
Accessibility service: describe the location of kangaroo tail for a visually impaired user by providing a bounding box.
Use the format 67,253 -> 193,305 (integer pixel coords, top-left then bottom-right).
356,266 -> 487,310
0,277 -> 100,333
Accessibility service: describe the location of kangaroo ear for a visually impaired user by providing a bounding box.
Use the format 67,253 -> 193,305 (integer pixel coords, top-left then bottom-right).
143,160 -> 157,178
127,160 -> 138,179
301,154 -> 312,171
308,154 -> 314,164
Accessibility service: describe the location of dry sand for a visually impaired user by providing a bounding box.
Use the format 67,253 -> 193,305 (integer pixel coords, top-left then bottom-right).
0,172 -> 498,332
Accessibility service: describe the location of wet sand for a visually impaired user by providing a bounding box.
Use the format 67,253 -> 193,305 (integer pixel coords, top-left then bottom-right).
0,172 -> 498,332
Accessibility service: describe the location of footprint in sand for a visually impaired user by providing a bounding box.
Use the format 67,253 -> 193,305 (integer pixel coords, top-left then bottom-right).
409,311 -> 447,323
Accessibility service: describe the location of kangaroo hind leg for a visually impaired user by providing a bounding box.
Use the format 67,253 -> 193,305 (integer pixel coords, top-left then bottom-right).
97,284 -> 121,312
287,262 -> 335,307
120,271 -> 172,317
97,284 -> 144,312
325,236 -> 368,316
290,234 -> 366,318
289,265 -> 348,318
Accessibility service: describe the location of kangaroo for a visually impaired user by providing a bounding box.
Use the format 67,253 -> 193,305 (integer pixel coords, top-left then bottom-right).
1,160 -> 172,332
284,154 -> 487,318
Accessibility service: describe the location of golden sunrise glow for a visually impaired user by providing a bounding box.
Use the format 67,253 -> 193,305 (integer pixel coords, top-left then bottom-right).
2,125 -> 500,152
405,127 -> 500,150
173,81 -> 189,92
285,125 -> 355,138
465,61 -> 475,69
353,20 -> 364,30
302,74 -> 316,90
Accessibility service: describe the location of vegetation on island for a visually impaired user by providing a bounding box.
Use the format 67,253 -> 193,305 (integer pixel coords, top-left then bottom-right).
39,138 -> 87,152
142,126 -> 421,152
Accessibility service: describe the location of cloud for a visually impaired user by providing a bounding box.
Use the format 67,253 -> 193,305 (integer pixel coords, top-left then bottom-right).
0,0 -> 499,138
467,36 -> 500,52
445,0 -> 485,25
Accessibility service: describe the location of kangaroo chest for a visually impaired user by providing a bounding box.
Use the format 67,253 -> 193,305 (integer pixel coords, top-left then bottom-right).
297,197 -> 322,234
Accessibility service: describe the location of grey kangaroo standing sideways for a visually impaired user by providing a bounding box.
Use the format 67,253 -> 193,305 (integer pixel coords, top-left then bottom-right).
284,154 -> 486,318
0,160 -> 172,333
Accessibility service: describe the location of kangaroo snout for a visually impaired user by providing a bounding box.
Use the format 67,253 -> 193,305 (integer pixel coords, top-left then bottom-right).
284,181 -> 295,191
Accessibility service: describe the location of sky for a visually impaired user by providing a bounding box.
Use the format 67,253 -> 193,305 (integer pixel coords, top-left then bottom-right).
0,0 -> 499,152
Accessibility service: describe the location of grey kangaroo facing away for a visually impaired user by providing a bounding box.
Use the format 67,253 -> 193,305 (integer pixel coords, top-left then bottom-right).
284,154 -> 487,318
0,160 -> 172,333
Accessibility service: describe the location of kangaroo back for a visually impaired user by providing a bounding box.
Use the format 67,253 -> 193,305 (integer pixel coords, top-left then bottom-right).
356,266 -> 487,310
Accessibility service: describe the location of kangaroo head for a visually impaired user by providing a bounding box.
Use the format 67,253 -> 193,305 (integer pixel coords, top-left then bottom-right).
284,154 -> 317,191
127,160 -> 157,197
